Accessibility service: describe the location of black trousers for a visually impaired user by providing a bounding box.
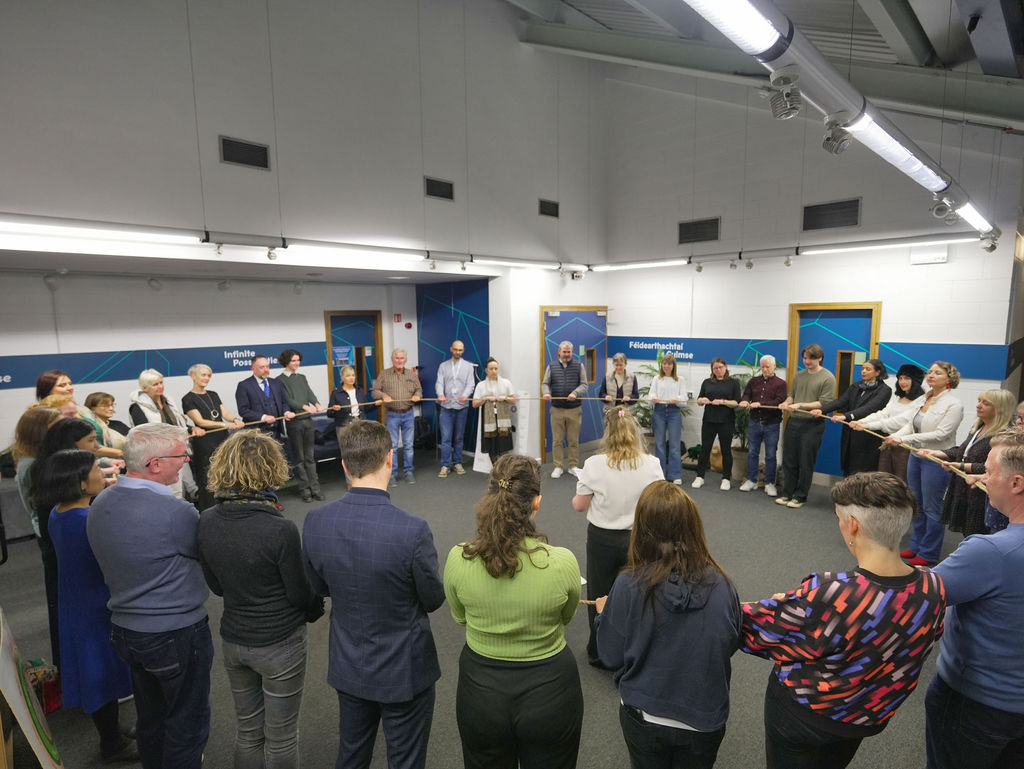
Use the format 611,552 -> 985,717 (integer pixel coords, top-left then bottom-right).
585,524 -> 631,662
763,686 -> 862,769
696,420 -> 734,479
456,645 -> 583,769
781,418 -> 827,502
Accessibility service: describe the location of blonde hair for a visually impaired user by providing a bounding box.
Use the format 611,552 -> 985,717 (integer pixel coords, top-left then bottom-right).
39,393 -> 75,409
138,369 -> 164,389
976,390 -> 1017,436
601,408 -> 645,470
207,430 -> 290,495
658,353 -> 678,381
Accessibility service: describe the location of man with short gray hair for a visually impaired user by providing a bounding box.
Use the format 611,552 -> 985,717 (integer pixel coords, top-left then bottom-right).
372,348 -> 422,486
542,341 -> 589,478
926,430 -> 1024,768
738,355 -> 787,496
88,422 -> 213,769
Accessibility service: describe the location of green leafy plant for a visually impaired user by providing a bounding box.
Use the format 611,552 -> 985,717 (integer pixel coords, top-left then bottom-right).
731,365 -> 757,450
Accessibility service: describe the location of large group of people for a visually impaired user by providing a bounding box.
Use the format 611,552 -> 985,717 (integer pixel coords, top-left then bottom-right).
7,343 -> 1024,769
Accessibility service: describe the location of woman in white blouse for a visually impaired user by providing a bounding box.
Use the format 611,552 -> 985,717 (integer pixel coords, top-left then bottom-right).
473,357 -> 517,462
882,361 -> 964,566
572,408 -> 663,667
646,353 -> 687,484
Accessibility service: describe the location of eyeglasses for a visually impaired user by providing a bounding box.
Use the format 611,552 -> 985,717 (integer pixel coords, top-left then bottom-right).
145,451 -> 192,467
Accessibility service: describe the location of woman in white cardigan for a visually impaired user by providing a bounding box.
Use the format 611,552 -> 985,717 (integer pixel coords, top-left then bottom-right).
850,364 -> 925,481
883,361 -> 963,566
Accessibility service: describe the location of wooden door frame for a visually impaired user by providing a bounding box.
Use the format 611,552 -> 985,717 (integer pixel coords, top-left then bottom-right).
786,302 -> 882,389
539,305 -> 609,464
323,308 -> 384,396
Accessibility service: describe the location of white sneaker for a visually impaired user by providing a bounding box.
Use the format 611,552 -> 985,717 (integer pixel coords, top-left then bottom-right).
691,477 -> 704,489
672,479 -> 683,485
765,483 -> 778,497
739,479 -> 756,492
568,467 -> 581,479
551,467 -> 563,479
720,479 -> 731,491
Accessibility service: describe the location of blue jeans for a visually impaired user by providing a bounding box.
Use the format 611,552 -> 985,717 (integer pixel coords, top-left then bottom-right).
747,421 -> 780,483
386,410 -> 415,478
619,704 -> 725,769
222,625 -> 308,769
111,618 -> 214,769
439,407 -> 469,467
926,674 -> 1024,769
907,453 -> 948,561
652,404 -> 682,482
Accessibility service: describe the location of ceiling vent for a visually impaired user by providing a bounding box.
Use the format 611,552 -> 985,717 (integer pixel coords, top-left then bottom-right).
678,217 -> 721,245
539,199 -> 560,218
219,136 -> 270,170
803,199 -> 861,231
424,177 -> 454,201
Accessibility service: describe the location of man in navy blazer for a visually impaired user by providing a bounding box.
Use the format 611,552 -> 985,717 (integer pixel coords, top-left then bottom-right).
235,354 -> 295,434
303,419 -> 445,769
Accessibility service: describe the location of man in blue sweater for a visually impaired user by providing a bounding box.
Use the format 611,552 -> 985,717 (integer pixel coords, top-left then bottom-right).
927,430 -> 1024,768
88,422 -> 212,769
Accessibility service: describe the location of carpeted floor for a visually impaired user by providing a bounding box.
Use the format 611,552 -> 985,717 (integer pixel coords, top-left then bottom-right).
1,450 -> 961,767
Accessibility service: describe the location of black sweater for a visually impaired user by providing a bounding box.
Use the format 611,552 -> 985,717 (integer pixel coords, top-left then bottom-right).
198,498 -> 323,646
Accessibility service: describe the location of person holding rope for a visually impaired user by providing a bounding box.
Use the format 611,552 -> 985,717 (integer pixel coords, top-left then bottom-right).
472,357 -> 517,464
647,353 -> 688,486
182,363 -> 244,511
806,359 -> 891,477
277,348 -> 326,503
883,361 -> 964,567
738,355 -> 787,497
776,344 -> 836,509
373,348 -> 422,487
693,357 -> 742,491
849,364 -> 925,481
599,352 -> 638,408
542,340 -> 589,479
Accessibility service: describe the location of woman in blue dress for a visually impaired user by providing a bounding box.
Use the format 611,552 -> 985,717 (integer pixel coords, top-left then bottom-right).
42,449 -> 135,761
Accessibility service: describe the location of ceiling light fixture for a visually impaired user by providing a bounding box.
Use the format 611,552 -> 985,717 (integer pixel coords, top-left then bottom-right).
798,233 -> 978,256
591,258 -> 691,272
470,256 -> 561,271
695,263 -> 703,272
745,259 -> 754,270
729,260 -> 738,270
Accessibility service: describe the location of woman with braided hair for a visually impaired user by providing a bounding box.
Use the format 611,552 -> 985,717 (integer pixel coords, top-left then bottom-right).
444,454 -> 583,769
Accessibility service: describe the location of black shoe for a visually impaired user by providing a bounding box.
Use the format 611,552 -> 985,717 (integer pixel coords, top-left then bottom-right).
101,736 -> 139,763
312,493 -> 326,501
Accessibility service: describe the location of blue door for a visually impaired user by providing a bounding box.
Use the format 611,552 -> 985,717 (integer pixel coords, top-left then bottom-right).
541,308 -> 608,462
794,307 -> 876,476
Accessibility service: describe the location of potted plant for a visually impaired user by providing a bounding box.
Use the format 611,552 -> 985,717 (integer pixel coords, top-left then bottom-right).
729,364 -> 757,480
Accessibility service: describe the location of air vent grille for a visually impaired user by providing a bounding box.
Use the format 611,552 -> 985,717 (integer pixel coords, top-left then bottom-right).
803,199 -> 861,231
677,217 -> 720,244
539,199 -> 560,218
424,177 -> 454,200
219,136 -> 270,170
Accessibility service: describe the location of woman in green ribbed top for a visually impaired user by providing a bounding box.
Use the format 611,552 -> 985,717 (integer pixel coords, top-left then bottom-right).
444,454 -> 583,769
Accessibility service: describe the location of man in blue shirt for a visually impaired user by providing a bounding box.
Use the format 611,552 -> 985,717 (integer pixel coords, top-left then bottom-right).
927,430 -> 1024,768
435,339 -> 475,478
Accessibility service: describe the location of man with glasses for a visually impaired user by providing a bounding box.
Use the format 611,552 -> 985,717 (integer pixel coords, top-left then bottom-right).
87,422 -> 213,769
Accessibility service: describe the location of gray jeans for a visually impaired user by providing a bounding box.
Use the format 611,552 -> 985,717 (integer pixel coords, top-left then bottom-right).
222,625 -> 308,769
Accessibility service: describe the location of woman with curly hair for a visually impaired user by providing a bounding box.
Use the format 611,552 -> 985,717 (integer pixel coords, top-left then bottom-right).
884,361 -> 964,566
197,429 -> 324,768
595,481 -> 740,768
572,408 -> 663,667
444,455 -> 583,769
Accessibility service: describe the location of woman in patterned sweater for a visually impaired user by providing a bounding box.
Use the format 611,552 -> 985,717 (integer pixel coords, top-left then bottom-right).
741,472 -> 946,769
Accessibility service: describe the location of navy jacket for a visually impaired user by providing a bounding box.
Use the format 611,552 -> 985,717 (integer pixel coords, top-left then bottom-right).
236,376 -> 288,431
302,487 -> 445,702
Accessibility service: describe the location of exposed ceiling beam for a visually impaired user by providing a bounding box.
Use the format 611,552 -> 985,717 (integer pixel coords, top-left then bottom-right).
520,19 -> 1024,128
908,0 -> 976,66
954,0 -> 1024,78
503,0 -> 562,22
857,0 -> 936,66
619,0 -> 702,38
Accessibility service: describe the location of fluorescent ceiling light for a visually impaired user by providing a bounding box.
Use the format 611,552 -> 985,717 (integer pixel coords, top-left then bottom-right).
845,114 -> 948,193
954,202 -> 994,234
592,258 -> 691,272
472,257 -> 560,270
682,0 -> 781,56
0,220 -> 198,245
800,234 -> 977,256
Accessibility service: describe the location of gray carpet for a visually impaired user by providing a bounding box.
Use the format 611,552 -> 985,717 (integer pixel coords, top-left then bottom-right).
1,452 -> 961,767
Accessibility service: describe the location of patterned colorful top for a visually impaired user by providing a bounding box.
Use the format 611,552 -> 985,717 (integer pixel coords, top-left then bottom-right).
742,567 -> 945,737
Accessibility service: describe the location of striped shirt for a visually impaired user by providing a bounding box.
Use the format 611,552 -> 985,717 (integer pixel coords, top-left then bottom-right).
372,367 -> 422,413
742,567 -> 945,736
